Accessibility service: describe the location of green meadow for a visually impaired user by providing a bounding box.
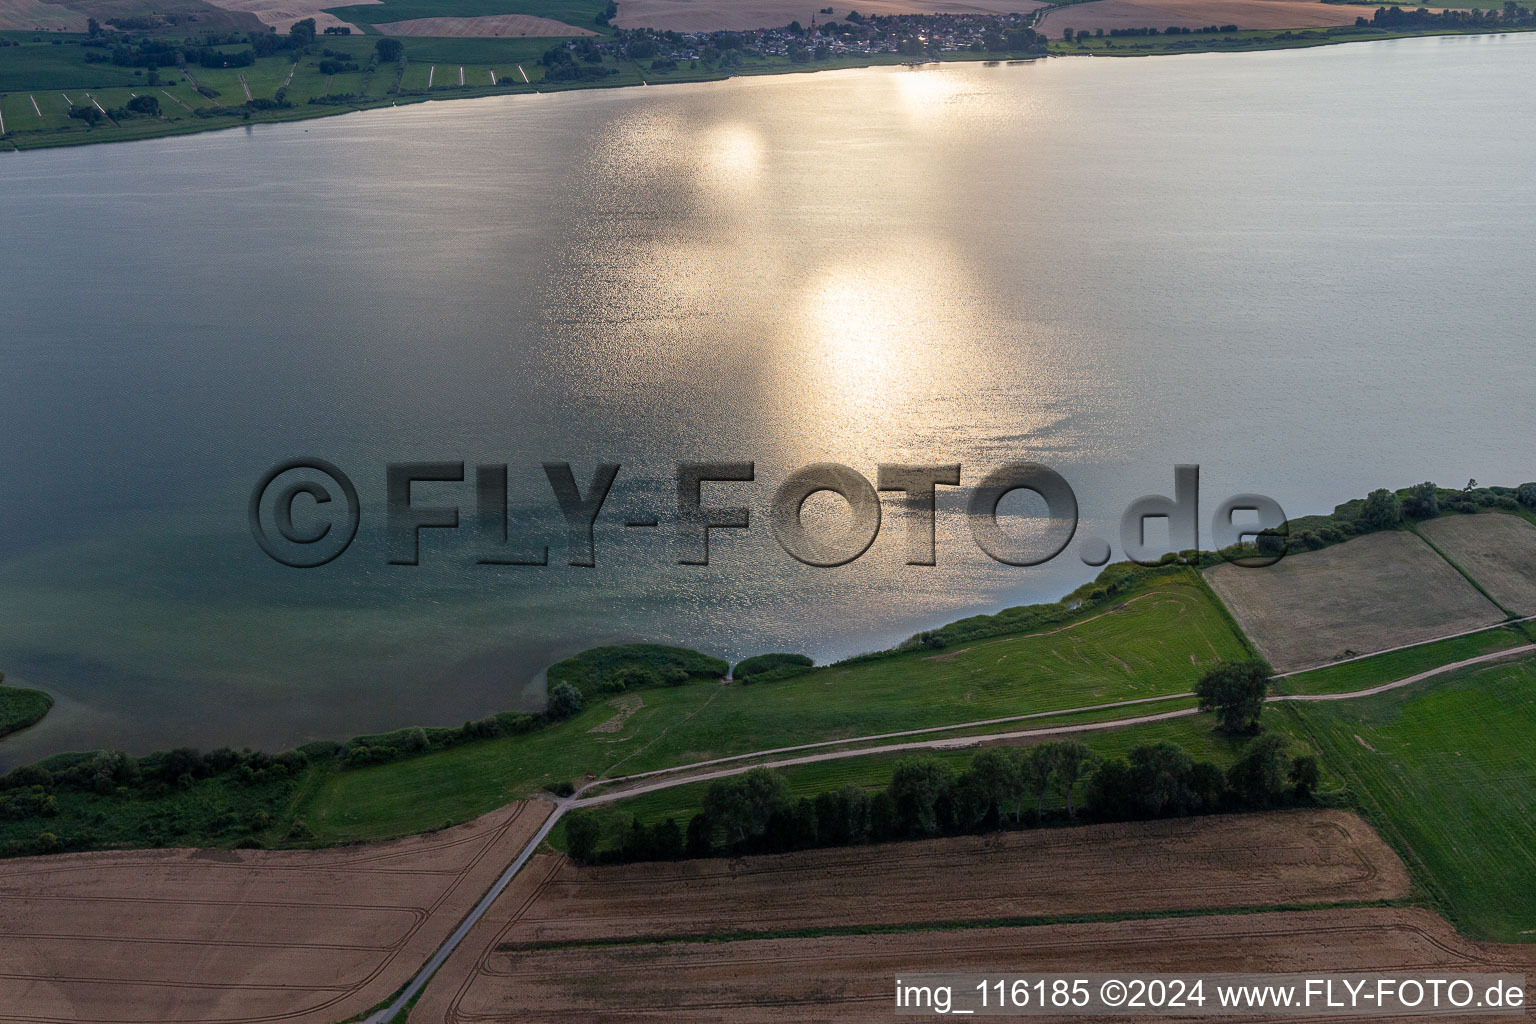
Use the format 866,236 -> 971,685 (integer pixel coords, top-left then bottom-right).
302,571 -> 1250,842
1276,623 -> 1532,695
1284,655 -> 1536,942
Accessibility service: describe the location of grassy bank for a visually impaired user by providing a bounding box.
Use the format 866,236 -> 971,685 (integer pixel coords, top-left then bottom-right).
303,568 -> 1247,842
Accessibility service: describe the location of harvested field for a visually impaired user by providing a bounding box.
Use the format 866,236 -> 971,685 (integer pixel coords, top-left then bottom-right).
200,0 -> 374,33
1419,513 -> 1536,616
1205,530 -> 1503,673
376,13 -> 595,35
415,906 -> 1535,1022
0,800 -> 550,1024
1038,0 -> 1365,33
501,811 -> 1405,945
411,811 -> 1424,1021
614,0 -> 1047,32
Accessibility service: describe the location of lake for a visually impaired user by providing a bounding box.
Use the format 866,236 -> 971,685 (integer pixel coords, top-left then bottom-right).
2,33 -> 1533,767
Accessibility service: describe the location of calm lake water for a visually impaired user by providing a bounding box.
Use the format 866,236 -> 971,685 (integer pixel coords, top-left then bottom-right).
2,34 -> 1534,766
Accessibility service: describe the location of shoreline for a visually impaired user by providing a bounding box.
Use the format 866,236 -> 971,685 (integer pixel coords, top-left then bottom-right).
3,24 -> 1533,154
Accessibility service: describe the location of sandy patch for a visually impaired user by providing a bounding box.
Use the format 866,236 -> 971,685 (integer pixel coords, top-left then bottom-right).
0,801 -> 550,1024
1205,530 -> 1503,673
615,0 -> 1048,33
376,12 -> 595,35
1039,0 -> 1366,32
589,693 -> 645,733
1420,512 -> 1536,616
199,0 -> 373,33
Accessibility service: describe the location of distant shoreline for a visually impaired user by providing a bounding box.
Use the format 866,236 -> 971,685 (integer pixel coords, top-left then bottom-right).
2,23 -> 1532,153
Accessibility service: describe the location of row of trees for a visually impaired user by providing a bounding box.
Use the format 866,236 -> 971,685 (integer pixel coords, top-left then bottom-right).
566,728 -> 1318,866
1286,481 -> 1535,554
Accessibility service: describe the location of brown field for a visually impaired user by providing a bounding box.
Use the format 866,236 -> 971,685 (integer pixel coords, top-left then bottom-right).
1420,513 -> 1536,616
199,0 -> 373,33
614,0 -> 1047,33
499,811 -> 1405,945
417,907 -> 1535,1022
411,811 -> 1431,1021
1205,530 -> 1504,673
1037,0 -> 1366,33
376,13 -> 595,35
0,800 -> 550,1024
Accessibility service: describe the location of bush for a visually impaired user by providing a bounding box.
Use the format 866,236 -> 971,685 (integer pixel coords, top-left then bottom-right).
546,682 -> 584,721
547,644 -> 727,699
375,38 -> 403,62
1518,483 -> 1536,510
733,653 -> 814,682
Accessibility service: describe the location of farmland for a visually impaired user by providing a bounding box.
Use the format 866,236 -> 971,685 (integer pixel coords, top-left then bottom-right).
1205,530 -> 1504,673
508,811 -> 1406,946
405,810 -> 1523,1023
1419,512 -> 1536,616
1284,654 -> 1536,942
412,908 -> 1532,1022
0,801 -> 550,1024
303,571 -> 1250,843
1038,0 -> 1367,35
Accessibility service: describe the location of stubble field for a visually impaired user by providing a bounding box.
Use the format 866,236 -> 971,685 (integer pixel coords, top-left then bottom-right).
409,810 -> 1425,1021
1204,530 -> 1504,673
1419,512 -> 1536,616
0,801 -> 550,1024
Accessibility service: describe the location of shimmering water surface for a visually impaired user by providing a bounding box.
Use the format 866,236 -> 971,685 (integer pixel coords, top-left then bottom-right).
3,34 -> 1534,765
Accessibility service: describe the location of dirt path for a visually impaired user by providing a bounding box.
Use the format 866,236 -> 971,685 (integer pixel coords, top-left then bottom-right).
489,69 -> 497,84
161,89 -> 193,112
238,72 -> 252,101
362,641 -> 1536,1024
427,65 -> 435,87
517,64 -> 529,83
281,62 -> 297,88
28,95 -> 40,117
459,66 -> 465,86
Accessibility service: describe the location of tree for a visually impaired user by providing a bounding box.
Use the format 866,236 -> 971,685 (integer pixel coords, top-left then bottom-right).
685,812 -> 713,857
564,810 -> 600,863
1402,481 -> 1439,519
546,682 -> 583,720
289,17 -> 316,46
1289,754 -> 1321,801
1084,757 -> 1137,820
1517,483 -> 1536,510
376,37 -> 404,63
1195,659 -> 1271,734
1018,744 -> 1060,820
966,747 -> 1022,824
1359,488 -> 1402,530
1227,734 -> 1289,807
1129,742 -> 1195,816
1051,741 -> 1091,818
703,767 -> 789,844
651,817 -> 683,858
888,756 -> 955,835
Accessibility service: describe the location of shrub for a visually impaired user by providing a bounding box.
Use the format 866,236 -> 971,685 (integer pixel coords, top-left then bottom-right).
546,682 -> 584,721
733,653 -> 814,682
